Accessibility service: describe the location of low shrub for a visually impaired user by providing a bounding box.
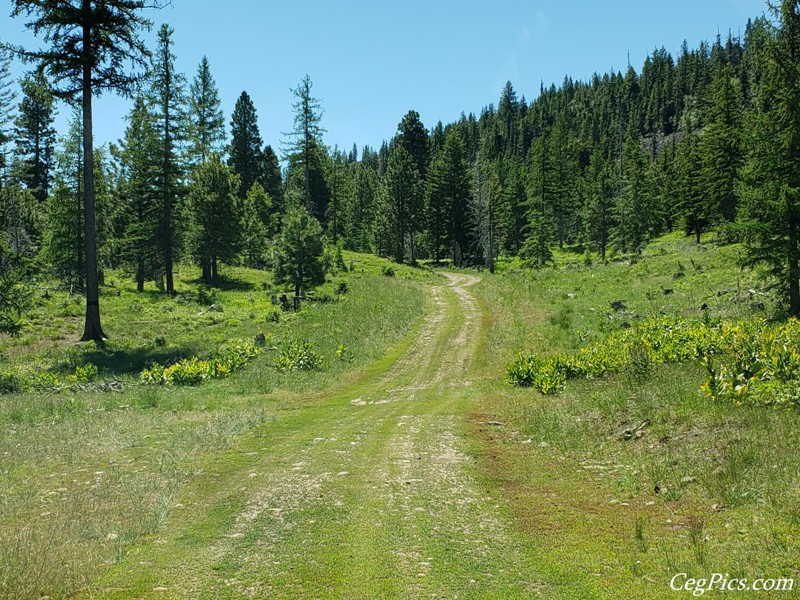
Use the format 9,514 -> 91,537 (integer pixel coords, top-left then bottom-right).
140,363 -> 167,385
508,315 -> 800,408
274,338 -> 323,371
506,353 -> 564,395
506,352 -> 541,387
68,362 -> 99,383
141,340 -> 260,386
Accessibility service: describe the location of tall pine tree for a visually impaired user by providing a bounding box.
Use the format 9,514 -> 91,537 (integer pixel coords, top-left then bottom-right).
229,91 -> 265,198
385,146 -> 421,263
262,144 -> 284,218
614,124 -> 655,255
702,63 -> 742,223
284,75 -> 326,218
188,56 -> 224,165
11,0 -> 157,340
739,0 -> 800,315
118,96 -> 160,291
397,110 -> 430,178
675,128 -> 710,243
584,137 -> 616,261
425,130 -> 471,265
149,23 -> 186,295
14,69 -> 57,203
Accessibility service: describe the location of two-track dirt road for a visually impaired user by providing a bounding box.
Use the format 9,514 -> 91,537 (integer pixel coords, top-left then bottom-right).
92,273 -> 545,599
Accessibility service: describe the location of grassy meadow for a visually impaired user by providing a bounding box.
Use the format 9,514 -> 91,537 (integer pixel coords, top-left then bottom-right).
2,234 -> 800,598
0,252 -> 432,599
469,232 -> 800,594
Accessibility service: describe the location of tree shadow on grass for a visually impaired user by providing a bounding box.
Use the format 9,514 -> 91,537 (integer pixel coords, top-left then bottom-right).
52,343 -> 203,377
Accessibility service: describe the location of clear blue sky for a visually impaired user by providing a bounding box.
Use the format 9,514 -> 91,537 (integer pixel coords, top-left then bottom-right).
1,0 -> 768,155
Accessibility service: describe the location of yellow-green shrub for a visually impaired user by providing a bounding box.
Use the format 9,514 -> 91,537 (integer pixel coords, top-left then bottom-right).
140,340 -> 260,386
507,316 -> 800,407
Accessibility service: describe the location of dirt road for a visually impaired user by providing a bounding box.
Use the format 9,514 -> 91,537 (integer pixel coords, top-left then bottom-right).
94,273 -> 543,599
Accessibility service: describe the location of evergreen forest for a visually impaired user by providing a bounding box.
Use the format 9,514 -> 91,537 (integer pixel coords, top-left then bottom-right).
3,3 -> 800,333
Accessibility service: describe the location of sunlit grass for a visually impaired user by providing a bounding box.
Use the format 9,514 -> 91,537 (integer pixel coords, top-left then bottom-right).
470,233 -> 800,595
0,253 -> 431,600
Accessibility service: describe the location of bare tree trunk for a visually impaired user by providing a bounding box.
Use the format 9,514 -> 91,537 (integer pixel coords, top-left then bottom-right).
163,104 -> 174,294
76,154 -> 83,288
80,8 -> 106,342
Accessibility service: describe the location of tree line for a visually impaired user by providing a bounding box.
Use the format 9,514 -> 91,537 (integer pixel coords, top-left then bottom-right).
2,0 -> 800,343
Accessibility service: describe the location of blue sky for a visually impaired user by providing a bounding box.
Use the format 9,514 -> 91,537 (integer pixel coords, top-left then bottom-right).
2,0 -> 768,155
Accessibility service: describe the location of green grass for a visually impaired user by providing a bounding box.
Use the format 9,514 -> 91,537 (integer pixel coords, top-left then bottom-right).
3,234 -> 800,599
0,253 -> 432,600
469,233 -> 800,596
83,271 -> 566,599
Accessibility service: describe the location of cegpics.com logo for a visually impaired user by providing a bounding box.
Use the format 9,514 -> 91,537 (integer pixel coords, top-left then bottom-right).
671,573 -> 795,596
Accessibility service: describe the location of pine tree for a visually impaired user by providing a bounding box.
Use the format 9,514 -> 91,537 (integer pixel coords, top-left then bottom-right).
497,156 -> 527,254
240,182 -> 271,268
431,121 -> 445,156
584,138 -> 616,260
43,110 -> 84,285
520,203 -> 554,268
246,181 -> 276,237
346,162 -> 377,252
550,110 -> 580,248
149,23 -> 186,295
614,125 -> 655,255
229,91 -> 266,198
372,183 -> 393,257
0,231 -> 34,335
425,147 -> 451,262
384,146 -> 421,263
273,206 -> 326,298
285,146 -> 331,228
702,63 -> 742,222
0,43 -> 17,182
739,0 -> 800,315
522,129 -> 556,266
675,129 -> 711,243
118,96 -> 160,291
187,155 -> 241,282
92,146 -> 116,279
14,69 -> 57,203
326,149 -> 352,243
10,0 -> 157,341
44,113 -> 112,286
188,56 -> 224,165
652,138 -> 679,232
425,130 -> 471,265
262,145 -> 284,218
397,110 -> 430,178
283,75 -> 326,217
0,182 -> 40,260
497,81 -> 519,155
471,156 -> 497,272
